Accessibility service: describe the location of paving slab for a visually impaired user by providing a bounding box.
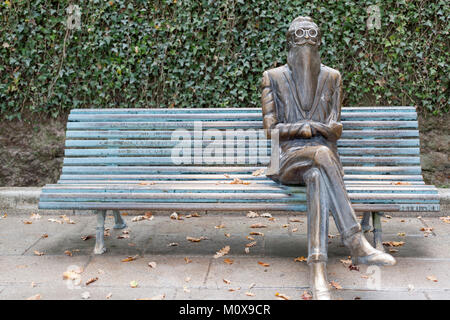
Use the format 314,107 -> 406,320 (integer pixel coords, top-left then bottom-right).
0,255 -> 90,285
83,255 -> 211,289
204,256 -> 309,289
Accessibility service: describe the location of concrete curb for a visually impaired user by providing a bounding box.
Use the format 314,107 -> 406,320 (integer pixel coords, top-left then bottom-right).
0,187 -> 449,216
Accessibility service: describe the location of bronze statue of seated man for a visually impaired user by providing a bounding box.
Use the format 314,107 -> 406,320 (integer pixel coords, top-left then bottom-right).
261,16 -> 396,299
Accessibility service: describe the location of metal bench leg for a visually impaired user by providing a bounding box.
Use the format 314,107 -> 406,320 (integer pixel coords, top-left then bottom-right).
94,210 -> 107,254
112,210 -> 127,229
372,212 -> 385,252
361,212 -> 372,232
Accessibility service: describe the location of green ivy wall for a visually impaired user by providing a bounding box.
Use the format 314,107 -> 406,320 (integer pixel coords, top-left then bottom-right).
0,0 -> 448,119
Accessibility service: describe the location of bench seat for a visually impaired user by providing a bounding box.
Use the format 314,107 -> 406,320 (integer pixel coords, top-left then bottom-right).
39,106 -> 440,214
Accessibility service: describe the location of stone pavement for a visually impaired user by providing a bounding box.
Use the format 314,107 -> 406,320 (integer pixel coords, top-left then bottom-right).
0,211 -> 449,300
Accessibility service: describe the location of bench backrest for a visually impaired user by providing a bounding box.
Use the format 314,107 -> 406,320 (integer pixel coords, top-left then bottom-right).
61,106 -> 423,184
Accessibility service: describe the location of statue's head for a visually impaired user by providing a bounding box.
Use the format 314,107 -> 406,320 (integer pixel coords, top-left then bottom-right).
287,16 -> 321,50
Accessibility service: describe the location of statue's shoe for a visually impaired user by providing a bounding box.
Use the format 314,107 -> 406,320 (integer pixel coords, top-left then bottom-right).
309,262 -> 331,300
343,232 -> 396,266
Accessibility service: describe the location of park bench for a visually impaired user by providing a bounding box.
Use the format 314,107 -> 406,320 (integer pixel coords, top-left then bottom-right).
38,106 -> 440,253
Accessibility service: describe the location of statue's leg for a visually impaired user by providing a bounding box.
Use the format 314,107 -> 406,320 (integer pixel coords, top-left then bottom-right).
94,210 -> 107,254
304,167 -> 331,300
361,212 -> 372,232
112,210 -> 127,229
312,147 -> 395,266
372,212 -> 385,252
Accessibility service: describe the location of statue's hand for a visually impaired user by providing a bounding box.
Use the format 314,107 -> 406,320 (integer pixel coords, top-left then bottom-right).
298,123 -> 312,138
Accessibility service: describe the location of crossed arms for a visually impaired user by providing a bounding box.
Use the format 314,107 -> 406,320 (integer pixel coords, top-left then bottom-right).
261,70 -> 343,142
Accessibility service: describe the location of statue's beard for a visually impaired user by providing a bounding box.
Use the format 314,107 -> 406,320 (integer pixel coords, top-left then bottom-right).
287,45 -> 321,111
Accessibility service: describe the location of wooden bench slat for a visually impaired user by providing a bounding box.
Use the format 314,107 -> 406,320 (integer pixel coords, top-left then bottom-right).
37,201 -> 439,213
61,166 -> 423,175
42,182 -> 436,192
69,106 -> 417,114
62,156 -> 421,166
66,120 -> 418,130
64,147 -> 420,157
57,174 -> 426,181
65,130 -> 420,139
65,139 -> 420,148
68,112 -> 417,122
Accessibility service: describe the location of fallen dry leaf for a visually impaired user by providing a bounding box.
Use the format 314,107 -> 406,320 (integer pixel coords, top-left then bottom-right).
41,234 -> 48,239
291,228 -> 298,232
81,235 -> 93,241
85,277 -> 98,286
228,287 -> 241,292
223,279 -> 231,285
420,227 -> 433,232
64,250 -> 72,257
244,247 -> 250,254
186,236 -> 207,242
168,242 -> 179,247
224,258 -> 234,265
23,220 -> 32,225
230,178 -> 250,185
391,181 -> 411,185
214,245 -> 230,258
63,268 -> 82,281
184,257 -> 192,264
245,292 -> 256,297
224,233 -> 231,238
275,292 -> 290,300
138,181 -> 155,185
186,212 -> 200,218
249,283 -> 256,289
294,256 -> 307,262
106,293 -> 112,299
117,234 -> 130,239
130,280 -> 139,288
148,261 -> 157,269
26,294 -> 41,300
31,282 -> 36,288
30,213 -> 41,220
426,275 -> 438,282
121,255 -> 139,262
33,250 -> 44,256
330,281 -> 343,290
260,212 -> 272,218
439,216 -> 450,224
258,261 -> 270,267
215,224 -> 225,229
132,214 -> 154,222
388,248 -> 399,253
48,218 -> 63,224
383,241 -> 405,247
246,241 -> 257,248
250,223 -> 267,228
290,218 -> 302,223
246,211 -> 259,218
249,231 -> 264,236
252,168 -> 265,176
397,232 -> 406,236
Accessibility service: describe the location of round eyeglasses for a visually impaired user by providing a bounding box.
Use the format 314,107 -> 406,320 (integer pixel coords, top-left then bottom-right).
294,27 -> 318,38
